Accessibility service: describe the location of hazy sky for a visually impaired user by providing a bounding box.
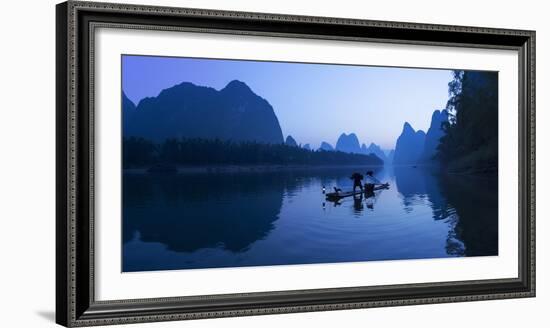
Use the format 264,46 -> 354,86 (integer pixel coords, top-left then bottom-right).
122,55 -> 452,150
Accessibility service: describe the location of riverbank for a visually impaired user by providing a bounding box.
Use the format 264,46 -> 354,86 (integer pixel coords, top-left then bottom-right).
391,163 -> 497,177
124,164 -> 386,174
123,163 -> 497,177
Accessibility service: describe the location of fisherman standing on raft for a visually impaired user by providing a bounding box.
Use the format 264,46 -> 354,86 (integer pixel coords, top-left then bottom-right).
364,170 -> 384,194
350,172 -> 364,192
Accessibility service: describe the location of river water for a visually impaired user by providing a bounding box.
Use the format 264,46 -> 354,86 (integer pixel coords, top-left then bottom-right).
122,166 -> 498,272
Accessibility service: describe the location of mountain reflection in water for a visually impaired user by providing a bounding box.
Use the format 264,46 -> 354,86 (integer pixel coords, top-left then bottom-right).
123,166 -> 497,272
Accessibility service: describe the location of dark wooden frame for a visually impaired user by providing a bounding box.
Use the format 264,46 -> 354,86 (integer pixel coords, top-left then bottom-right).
56,1 -> 536,326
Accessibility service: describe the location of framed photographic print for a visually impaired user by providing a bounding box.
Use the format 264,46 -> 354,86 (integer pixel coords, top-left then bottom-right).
56,1 -> 535,326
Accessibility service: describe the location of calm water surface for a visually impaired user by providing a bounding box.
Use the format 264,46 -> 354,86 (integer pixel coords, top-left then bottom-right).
122,166 -> 498,272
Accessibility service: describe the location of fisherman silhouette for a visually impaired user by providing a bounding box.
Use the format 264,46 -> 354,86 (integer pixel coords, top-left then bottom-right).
364,170 -> 381,184
364,170 -> 387,193
350,172 -> 364,192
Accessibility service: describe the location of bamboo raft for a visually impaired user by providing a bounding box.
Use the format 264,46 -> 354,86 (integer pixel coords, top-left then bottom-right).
325,184 -> 389,201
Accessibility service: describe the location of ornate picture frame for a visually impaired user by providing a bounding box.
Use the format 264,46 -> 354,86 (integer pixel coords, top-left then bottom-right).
56,1 -> 535,326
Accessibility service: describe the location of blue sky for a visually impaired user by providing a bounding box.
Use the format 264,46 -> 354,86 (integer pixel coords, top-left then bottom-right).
122,55 -> 452,150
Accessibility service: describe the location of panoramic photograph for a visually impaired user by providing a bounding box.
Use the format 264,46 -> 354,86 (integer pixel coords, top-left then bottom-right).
121,55 -> 498,272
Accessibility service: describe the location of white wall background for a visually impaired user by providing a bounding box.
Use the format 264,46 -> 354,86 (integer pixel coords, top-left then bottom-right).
0,0 -> 546,327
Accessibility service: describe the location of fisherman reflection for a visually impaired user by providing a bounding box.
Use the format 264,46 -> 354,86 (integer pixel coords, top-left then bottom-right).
353,194 -> 364,214
364,186 -> 377,210
365,195 -> 375,209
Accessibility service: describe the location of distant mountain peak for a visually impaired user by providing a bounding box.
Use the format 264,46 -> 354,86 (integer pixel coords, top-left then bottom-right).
364,142 -> 387,163
419,109 -> 449,162
175,81 -> 199,88
122,91 -> 136,109
430,109 -> 449,124
137,81 -> 215,107
222,80 -> 253,94
403,122 -> 414,132
319,141 -> 334,151
339,132 -> 358,137
335,133 -> 361,154
123,81 -> 284,144
165,81 -> 206,94
393,122 -> 426,165
285,135 -> 298,147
